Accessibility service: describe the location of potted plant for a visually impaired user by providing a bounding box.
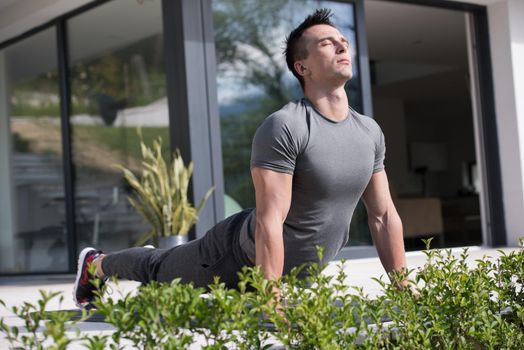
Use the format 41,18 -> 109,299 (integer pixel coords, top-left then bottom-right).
116,132 -> 214,248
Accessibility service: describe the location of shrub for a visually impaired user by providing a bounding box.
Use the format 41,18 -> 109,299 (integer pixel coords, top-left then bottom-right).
1,242 -> 523,349
374,241 -> 524,349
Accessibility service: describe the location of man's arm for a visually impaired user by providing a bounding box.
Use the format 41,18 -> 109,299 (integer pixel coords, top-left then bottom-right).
251,167 -> 293,281
361,170 -> 407,279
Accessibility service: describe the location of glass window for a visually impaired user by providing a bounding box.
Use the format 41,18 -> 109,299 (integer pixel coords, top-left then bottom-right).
68,0 -> 168,252
213,0 -> 369,244
0,28 -> 67,273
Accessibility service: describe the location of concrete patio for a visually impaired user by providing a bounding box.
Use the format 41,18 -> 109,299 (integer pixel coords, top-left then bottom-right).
0,246 -> 518,349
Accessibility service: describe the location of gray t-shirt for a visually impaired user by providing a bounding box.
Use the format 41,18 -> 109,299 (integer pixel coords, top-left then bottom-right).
239,98 -> 385,274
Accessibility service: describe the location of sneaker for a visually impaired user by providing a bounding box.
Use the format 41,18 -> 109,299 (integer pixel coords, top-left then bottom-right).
73,247 -> 107,309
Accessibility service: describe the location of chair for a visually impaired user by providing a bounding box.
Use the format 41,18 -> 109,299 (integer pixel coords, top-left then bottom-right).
390,185 -> 445,247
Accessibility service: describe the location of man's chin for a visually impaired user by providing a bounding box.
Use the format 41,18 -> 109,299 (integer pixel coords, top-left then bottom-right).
335,68 -> 353,79
335,72 -> 353,83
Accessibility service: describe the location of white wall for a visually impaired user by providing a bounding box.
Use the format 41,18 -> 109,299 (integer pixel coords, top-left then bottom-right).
508,0 -> 524,107
0,52 -> 15,270
507,0 -> 524,245
484,0 -> 524,246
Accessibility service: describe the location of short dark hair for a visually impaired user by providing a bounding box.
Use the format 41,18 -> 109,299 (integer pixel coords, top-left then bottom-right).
284,9 -> 336,89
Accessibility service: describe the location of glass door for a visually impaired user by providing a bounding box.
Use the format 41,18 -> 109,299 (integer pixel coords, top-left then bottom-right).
0,28 -> 68,273
365,0 -> 483,250
67,0 -> 169,253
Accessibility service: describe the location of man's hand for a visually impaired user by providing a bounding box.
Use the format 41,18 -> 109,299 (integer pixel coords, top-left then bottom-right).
362,170 -> 408,283
390,269 -> 421,299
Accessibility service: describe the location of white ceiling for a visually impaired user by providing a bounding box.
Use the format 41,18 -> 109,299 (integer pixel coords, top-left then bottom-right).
0,0 -> 95,45
364,0 -> 472,100
364,0 -> 469,67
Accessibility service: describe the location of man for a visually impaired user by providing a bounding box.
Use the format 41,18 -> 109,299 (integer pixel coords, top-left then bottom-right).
73,9 -> 407,309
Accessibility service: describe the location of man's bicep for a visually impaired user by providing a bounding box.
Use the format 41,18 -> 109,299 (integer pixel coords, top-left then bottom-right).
251,167 -> 293,223
361,170 -> 393,218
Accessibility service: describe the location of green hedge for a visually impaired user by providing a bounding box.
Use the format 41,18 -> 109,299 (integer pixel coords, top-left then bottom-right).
1,241 -> 523,349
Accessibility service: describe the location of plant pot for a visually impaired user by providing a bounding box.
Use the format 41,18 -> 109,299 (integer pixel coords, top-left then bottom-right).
157,235 -> 188,249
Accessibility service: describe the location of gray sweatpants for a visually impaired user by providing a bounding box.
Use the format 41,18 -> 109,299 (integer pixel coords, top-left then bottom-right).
101,209 -> 255,290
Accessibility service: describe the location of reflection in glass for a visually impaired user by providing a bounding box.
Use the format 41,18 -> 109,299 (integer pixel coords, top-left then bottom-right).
0,28 -> 67,272
68,0 -> 168,252
213,0 -> 370,244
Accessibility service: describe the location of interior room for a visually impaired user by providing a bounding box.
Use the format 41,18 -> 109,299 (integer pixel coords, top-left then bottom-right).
365,0 -> 482,249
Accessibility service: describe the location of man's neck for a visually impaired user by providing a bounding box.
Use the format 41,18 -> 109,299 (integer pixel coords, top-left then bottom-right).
304,85 -> 349,122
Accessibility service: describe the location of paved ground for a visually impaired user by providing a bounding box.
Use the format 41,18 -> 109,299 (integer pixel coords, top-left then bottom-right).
0,246 -> 518,349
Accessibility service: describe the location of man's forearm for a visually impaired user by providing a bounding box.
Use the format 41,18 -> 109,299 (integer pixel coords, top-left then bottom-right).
255,219 -> 285,281
368,208 -> 406,274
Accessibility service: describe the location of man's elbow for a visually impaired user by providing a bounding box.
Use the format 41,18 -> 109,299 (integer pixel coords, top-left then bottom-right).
255,215 -> 283,239
368,204 -> 402,228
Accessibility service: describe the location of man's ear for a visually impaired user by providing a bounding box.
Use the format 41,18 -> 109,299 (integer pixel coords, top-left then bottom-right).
294,61 -> 309,77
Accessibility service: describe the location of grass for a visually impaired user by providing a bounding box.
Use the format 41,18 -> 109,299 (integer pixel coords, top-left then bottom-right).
72,125 -> 171,162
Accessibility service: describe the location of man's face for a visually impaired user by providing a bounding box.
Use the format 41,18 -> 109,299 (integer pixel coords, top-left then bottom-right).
297,24 -> 353,86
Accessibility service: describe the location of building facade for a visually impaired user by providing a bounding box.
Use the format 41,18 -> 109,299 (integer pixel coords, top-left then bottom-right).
0,0 -> 522,275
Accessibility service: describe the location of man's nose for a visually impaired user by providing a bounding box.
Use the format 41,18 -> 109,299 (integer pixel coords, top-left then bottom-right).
336,42 -> 347,54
